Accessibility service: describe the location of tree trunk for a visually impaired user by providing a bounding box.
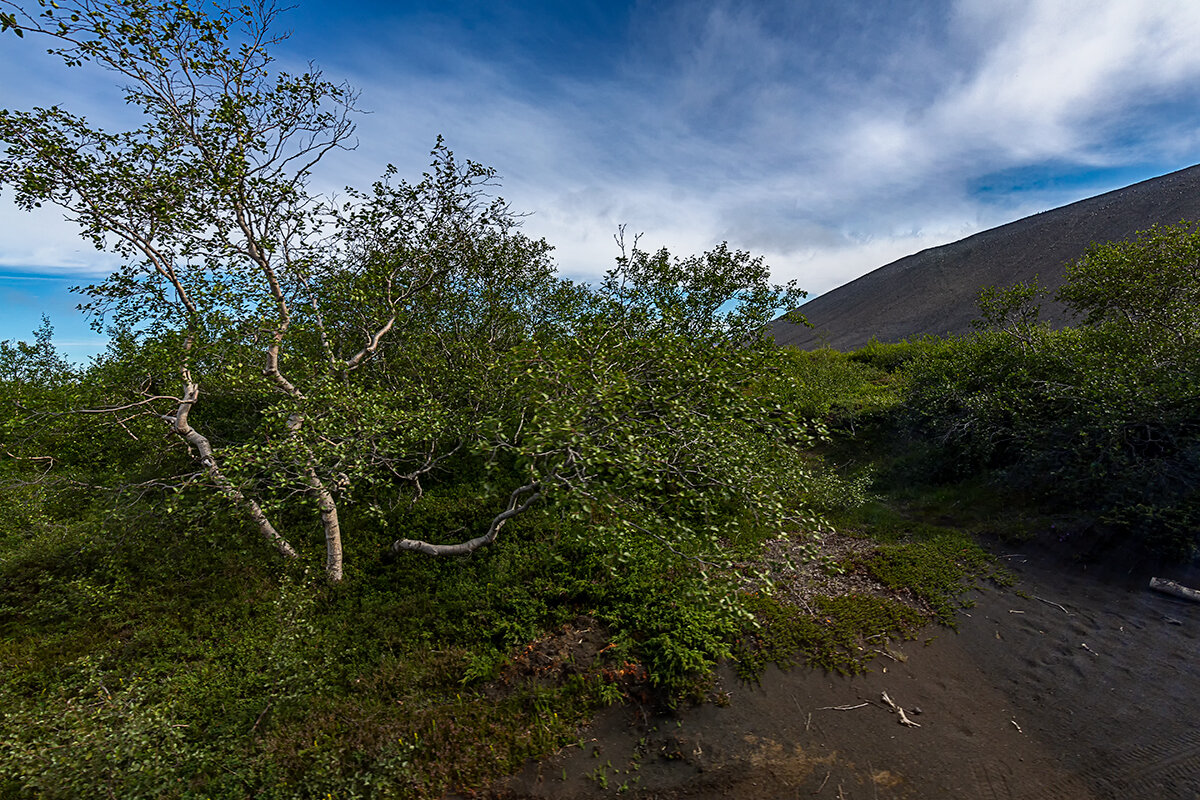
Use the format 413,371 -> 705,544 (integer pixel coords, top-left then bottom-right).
172,383 -> 298,560
304,467 -> 344,582
282,411 -> 344,582
1149,577 -> 1200,604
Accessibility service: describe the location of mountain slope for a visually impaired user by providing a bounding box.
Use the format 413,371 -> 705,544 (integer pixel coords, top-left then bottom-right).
770,164 -> 1200,351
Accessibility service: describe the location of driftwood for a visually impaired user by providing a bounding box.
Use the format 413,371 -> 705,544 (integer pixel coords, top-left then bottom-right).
881,691 -> 921,728
1149,577 -> 1200,604
1034,595 -> 1071,614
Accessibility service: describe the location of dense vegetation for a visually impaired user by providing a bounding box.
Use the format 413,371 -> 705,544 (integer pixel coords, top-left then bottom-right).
6,227 -> 1194,797
1,1 -> 1196,797
0,322 -> 886,798
903,221 -> 1200,559
4,314 -> 1011,798
0,2 -> 866,796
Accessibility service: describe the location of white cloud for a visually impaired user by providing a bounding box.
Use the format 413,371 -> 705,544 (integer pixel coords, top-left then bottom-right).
936,1 -> 1200,161
4,0 -> 1200,311
0,204 -> 118,276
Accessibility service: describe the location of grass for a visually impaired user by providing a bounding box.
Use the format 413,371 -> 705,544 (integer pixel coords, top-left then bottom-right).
732,513 -> 1011,678
731,445 -> 1021,679
0,486 -> 759,799
854,534 -> 1010,625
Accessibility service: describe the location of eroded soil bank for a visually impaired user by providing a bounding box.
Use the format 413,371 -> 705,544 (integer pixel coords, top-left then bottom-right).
482,542 -> 1200,799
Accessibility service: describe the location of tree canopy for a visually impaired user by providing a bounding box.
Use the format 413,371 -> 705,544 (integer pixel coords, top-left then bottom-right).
0,0 -> 811,582
905,221 -> 1200,557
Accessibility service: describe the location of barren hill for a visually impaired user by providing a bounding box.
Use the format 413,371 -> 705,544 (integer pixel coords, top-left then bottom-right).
769,164 -> 1200,351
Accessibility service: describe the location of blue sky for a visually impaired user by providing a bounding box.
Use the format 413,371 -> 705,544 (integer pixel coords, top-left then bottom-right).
4,0 -> 1200,361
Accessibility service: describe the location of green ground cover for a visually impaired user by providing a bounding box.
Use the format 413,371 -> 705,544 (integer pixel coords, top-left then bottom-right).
0,4 -> 1194,794
0,339 -> 1018,799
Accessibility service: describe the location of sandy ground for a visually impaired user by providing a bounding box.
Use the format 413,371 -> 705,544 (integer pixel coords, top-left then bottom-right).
482,541 -> 1200,799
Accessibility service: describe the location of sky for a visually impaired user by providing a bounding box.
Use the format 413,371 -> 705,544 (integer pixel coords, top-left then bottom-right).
4,0 -> 1200,362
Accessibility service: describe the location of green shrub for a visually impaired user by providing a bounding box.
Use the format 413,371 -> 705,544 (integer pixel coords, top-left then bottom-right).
901,224 -> 1200,558
769,346 -> 904,432
848,336 -> 940,372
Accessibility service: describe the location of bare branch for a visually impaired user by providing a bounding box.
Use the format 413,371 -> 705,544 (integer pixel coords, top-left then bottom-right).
70,395 -> 182,414
392,481 -> 542,557
168,381 -> 299,560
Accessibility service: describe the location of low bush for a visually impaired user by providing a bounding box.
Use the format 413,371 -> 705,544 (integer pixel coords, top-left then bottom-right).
901,223 -> 1200,559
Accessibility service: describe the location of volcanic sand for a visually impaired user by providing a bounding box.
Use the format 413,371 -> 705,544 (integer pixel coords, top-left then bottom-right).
486,541 -> 1200,799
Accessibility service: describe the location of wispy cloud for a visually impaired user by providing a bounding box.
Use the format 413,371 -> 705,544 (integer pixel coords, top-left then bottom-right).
4,0 -> 1200,308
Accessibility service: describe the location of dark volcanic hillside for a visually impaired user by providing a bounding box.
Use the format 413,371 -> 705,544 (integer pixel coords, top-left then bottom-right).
770,164 -> 1200,351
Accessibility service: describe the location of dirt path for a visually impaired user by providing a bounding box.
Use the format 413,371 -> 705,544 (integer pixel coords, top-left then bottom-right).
486,544 -> 1200,799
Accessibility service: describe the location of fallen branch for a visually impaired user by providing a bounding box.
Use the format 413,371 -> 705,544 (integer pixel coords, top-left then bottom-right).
1034,595 -> 1070,614
818,702 -> 868,711
1149,577 -> 1200,604
249,703 -> 273,734
880,691 -> 921,728
874,645 -> 908,663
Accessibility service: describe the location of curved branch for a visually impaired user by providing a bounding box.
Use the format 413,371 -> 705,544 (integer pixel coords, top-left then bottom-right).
71,395 -> 182,414
392,481 -> 541,557
171,381 -> 298,560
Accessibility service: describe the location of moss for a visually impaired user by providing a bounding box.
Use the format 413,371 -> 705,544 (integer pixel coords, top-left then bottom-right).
823,482 -> 1017,627
735,592 -> 923,678
854,534 -> 1011,625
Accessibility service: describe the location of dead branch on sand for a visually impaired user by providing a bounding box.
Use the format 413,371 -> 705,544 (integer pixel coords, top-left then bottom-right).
1149,577 -> 1200,604
880,691 -> 921,728
1034,595 -> 1071,614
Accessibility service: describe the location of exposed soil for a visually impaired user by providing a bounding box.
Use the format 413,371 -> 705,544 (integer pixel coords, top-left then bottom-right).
478,539 -> 1200,799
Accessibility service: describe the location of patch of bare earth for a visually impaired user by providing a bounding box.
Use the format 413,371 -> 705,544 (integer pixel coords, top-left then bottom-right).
472,532 -> 1200,800
753,531 -> 898,613
483,616 -> 652,705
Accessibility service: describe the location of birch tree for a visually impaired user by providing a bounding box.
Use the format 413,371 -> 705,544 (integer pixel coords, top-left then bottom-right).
1,0 -> 378,580
1,0 -> 818,583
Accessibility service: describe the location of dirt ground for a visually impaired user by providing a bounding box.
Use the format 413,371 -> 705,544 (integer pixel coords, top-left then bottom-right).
481,540 -> 1200,799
